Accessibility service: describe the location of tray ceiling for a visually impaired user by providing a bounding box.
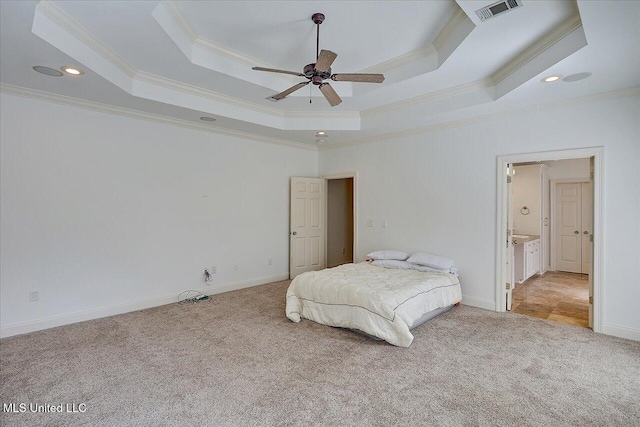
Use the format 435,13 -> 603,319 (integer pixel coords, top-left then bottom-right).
1,1 -> 639,147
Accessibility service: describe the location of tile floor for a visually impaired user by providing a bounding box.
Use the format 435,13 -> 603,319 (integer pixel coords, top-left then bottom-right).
511,271 -> 590,328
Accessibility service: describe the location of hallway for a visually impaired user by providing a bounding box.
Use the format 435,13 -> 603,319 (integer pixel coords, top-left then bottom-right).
512,271 -> 589,328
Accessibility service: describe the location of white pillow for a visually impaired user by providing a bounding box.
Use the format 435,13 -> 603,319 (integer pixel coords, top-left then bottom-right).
366,250 -> 409,261
371,260 -> 415,270
407,252 -> 456,270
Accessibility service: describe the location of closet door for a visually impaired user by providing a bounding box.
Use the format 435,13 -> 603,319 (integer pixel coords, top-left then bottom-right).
581,182 -> 592,274
555,183 -> 582,273
290,177 -> 326,279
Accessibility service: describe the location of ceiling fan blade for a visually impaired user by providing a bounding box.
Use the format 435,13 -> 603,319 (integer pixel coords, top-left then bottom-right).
331,73 -> 385,83
252,67 -> 305,77
270,82 -> 310,100
319,83 -> 342,107
315,50 -> 338,73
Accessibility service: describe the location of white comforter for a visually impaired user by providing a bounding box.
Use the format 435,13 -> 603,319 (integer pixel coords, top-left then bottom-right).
285,262 -> 462,347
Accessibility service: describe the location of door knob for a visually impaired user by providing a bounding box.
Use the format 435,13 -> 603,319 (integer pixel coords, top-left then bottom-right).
584,231 -> 589,234
292,231 -> 297,235
574,231 -> 579,234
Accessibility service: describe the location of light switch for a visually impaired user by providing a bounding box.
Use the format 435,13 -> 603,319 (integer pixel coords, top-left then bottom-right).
366,220 -> 374,227
382,220 -> 387,228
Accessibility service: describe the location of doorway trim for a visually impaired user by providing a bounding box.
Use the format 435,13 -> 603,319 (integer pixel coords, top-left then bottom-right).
322,172 -> 358,264
495,147 -> 604,333
550,178 -> 590,272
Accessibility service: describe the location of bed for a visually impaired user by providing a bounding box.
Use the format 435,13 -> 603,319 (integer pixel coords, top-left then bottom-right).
285,262 -> 462,347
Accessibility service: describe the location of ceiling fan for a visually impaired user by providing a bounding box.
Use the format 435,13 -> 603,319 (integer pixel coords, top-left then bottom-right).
252,13 -> 385,107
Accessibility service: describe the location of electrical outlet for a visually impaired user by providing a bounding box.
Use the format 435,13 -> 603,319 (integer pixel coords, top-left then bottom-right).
29,291 -> 39,302
234,265 -> 239,271
366,219 -> 374,227
342,248 -> 345,254
210,266 -> 216,274
268,258 -> 273,265
382,220 -> 387,228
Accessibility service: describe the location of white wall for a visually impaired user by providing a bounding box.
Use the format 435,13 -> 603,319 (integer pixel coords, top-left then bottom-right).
0,94 -> 317,335
513,165 -> 543,236
319,95 -> 640,335
544,158 -> 590,180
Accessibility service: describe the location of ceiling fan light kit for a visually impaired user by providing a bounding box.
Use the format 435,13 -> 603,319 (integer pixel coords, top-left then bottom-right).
252,13 -> 385,107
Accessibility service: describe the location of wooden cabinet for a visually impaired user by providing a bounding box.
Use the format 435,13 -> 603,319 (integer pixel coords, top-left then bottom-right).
525,239 -> 540,281
515,238 -> 540,283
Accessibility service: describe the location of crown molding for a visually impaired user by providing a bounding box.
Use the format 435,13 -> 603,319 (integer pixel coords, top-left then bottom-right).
134,71 -> 283,117
0,83 -> 317,151
31,0 -> 593,138
34,1 -> 358,128
359,44 -> 437,74
358,10 -> 584,119
161,1 -> 276,70
492,12 -> 583,85
5,83 -> 636,152
37,1 -> 281,117
535,85 -> 640,113
160,0 -> 198,43
359,6 -> 468,75
135,72 -> 359,121
195,36 -> 276,70
433,7 -> 469,52
320,86 -> 640,151
285,109 -> 361,119
36,1 -> 137,78
361,78 -> 494,117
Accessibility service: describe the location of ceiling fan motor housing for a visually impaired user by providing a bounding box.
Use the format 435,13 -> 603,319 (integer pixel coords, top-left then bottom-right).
304,63 -> 331,84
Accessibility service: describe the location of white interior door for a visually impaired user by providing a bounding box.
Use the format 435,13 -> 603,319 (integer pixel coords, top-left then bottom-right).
506,164 -> 515,310
555,183 -> 582,273
290,177 -> 326,279
581,182 -> 592,274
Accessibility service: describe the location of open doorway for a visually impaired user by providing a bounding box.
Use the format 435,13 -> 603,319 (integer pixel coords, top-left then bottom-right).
322,173 -> 357,268
496,148 -> 603,333
510,159 -> 591,328
326,177 -> 354,268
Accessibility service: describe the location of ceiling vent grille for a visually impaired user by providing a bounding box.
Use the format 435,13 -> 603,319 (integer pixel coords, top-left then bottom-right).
476,0 -> 523,22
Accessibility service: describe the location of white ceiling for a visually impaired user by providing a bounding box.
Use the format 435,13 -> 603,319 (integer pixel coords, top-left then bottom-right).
1,1 -> 639,147
175,1 -> 457,73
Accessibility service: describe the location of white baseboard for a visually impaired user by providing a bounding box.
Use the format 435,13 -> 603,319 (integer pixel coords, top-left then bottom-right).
601,323 -> 640,341
0,273 -> 289,339
461,295 -> 496,311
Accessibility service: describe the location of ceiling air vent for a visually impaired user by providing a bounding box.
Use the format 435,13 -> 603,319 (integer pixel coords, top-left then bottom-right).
476,0 -> 523,22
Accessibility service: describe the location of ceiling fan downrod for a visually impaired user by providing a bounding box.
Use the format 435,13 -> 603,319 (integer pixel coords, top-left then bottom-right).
312,13 -> 325,60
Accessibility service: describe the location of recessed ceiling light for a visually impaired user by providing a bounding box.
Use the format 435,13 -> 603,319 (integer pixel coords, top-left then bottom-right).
61,66 -> 84,76
315,131 -> 328,137
563,72 -> 592,82
32,66 -> 63,77
200,116 -> 217,122
541,74 -> 562,83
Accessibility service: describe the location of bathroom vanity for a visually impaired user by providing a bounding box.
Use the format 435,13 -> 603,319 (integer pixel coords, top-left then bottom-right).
513,235 -> 540,283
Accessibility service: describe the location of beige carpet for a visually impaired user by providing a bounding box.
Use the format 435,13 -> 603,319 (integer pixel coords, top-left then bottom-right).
1,280 -> 639,427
